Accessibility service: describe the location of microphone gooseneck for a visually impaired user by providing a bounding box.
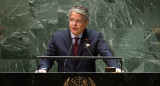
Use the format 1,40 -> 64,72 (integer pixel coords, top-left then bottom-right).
67,43 -> 74,56
85,43 -> 93,57
64,43 -> 73,72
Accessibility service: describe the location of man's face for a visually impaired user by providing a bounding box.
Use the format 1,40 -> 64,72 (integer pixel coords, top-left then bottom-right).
69,11 -> 88,37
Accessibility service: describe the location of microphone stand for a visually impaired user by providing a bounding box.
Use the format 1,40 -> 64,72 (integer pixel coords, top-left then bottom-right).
64,44 -> 73,72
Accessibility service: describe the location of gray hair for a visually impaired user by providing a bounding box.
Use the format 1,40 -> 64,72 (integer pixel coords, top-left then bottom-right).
69,5 -> 89,21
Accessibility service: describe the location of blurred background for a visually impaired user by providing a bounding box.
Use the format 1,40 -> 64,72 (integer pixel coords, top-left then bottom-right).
0,0 -> 160,72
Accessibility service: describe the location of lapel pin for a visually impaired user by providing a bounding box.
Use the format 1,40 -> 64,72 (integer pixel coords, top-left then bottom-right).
86,43 -> 90,47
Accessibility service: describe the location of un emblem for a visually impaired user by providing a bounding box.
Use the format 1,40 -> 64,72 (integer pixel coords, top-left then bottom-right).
64,76 -> 96,86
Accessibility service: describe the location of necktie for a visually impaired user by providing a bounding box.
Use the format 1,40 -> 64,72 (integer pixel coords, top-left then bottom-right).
73,37 -> 79,56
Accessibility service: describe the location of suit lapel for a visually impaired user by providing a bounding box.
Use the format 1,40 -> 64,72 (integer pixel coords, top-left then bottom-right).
77,29 -> 89,56
63,29 -> 74,56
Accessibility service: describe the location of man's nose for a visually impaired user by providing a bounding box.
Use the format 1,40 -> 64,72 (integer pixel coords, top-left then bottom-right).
73,21 -> 77,26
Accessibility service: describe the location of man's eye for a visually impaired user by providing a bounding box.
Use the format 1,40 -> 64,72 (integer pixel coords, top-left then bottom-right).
77,20 -> 80,23
70,19 -> 74,21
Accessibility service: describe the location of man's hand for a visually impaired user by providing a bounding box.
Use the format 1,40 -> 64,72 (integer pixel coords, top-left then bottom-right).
35,69 -> 47,73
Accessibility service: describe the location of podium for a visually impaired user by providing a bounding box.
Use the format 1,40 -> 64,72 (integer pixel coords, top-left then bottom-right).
37,56 -> 122,72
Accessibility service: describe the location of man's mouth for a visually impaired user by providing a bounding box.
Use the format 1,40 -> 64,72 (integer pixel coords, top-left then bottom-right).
72,27 -> 78,31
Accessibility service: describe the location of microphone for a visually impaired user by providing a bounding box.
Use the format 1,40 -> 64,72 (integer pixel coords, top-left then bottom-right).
64,43 -> 73,72
84,43 -> 93,57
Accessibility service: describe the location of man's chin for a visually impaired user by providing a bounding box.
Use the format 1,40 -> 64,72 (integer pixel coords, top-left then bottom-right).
72,32 -> 78,35
71,32 -> 79,36
71,30 -> 77,34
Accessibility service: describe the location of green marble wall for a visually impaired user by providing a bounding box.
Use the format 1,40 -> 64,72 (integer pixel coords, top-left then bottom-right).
0,0 -> 160,72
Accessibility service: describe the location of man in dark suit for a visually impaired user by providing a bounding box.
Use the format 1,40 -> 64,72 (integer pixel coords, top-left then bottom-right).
36,5 -> 121,73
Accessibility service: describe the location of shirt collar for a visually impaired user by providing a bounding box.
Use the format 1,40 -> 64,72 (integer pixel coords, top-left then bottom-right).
70,32 -> 83,39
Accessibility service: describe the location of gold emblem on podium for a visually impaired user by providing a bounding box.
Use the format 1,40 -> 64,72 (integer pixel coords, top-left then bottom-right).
64,76 -> 96,86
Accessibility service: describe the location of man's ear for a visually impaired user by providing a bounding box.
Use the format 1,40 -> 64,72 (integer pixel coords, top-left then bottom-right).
85,20 -> 89,25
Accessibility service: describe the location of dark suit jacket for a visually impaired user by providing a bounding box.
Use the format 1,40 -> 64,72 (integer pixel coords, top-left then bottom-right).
38,29 -> 120,72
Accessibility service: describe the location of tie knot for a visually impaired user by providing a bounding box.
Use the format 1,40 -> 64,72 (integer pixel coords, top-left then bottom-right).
74,37 -> 79,42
